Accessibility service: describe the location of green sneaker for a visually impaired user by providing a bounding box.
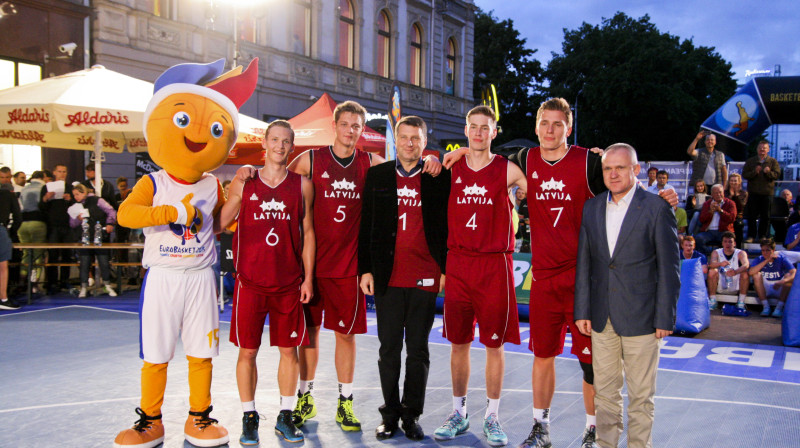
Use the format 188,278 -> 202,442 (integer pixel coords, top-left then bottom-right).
483,413 -> 507,446
433,410 -> 469,440
292,391 -> 316,427
336,394 -> 361,431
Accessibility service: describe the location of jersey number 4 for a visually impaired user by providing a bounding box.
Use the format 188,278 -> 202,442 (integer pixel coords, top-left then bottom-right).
466,213 -> 477,230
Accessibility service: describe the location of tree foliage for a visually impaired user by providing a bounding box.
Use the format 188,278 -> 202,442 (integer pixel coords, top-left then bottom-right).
546,12 -> 738,160
473,9 -> 545,145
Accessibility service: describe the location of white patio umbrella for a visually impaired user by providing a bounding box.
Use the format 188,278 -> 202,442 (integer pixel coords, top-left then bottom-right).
0,65 -> 268,190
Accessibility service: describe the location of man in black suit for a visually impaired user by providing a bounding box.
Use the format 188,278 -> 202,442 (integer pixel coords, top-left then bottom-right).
575,143 -> 680,448
358,115 -> 449,441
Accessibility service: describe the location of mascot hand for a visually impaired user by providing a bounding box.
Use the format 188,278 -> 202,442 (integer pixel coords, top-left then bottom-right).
172,193 -> 197,226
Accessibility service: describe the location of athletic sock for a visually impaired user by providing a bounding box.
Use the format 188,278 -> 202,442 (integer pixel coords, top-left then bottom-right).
339,382 -> 353,398
709,294 -> 717,302
738,294 -> 747,305
485,398 -> 500,419
280,395 -> 295,411
453,396 -> 467,416
533,407 -> 550,423
586,414 -> 596,428
299,379 -> 314,395
241,400 -> 256,413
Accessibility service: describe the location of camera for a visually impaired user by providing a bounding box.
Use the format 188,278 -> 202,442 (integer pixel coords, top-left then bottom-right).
59,42 -> 77,57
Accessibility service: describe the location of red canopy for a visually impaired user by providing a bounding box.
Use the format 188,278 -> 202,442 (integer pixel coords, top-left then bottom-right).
226,92 -> 386,165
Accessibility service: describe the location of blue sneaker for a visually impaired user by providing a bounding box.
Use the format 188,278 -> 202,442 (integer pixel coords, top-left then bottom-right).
708,297 -> 718,310
761,306 -> 771,317
433,410 -> 469,440
483,413 -> 508,446
275,410 -> 303,443
772,308 -> 783,318
239,411 -> 259,446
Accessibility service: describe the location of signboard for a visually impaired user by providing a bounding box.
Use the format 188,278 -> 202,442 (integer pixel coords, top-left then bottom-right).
135,152 -> 160,179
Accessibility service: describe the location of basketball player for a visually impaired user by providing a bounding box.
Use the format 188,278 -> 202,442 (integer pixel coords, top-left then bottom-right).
444,98 -> 676,448
286,100 -> 441,431
220,120 -> 315,445
433,105 -> 526,447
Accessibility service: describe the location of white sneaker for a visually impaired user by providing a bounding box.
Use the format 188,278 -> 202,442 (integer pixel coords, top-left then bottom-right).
88,277 -> 95,287
104,285 -> 117,297
78,286 -> 88,298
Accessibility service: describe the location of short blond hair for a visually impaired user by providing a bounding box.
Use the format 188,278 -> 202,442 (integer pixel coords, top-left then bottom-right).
536,97 -> 572,129
333,100 -> 367,123
466,105 -> 496,125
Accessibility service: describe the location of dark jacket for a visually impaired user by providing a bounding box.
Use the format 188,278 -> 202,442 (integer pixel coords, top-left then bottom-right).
0,189 -> 21,233
358,161 -> 450,297
575,187 -> 680,336
742,155 -> 780,196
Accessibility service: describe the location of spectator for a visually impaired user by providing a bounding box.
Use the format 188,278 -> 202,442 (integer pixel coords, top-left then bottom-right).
771,190 -> 792,244
687,131 -> 727,188
707,231 -> 750,310
82,163 -> 116,207
725,173 -> 748,245
679,236 -> 707,273
40,164 -> 74,294
69,184 -> 117,298
749,238 -> 795,317
686,179 -> 709,234
12,171 -> 26,193
781,189 -> 794,207
0,182 -> 21,309
695,184 -> 737,255
222,179 -> 232,199
647,170 -> 674,194
513,187 -> 530,252
787,201 -> 800,228
742,140 -> 780,242
18,170 -> 47,291
646,166 -> 658,187
781,220 -> 800,265
114,177 -> 131,209
675,205 -> 688,236
0,167 -> 13,192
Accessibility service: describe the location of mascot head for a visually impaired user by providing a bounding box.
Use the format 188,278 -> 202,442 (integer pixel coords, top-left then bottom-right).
143,58 -> 258,183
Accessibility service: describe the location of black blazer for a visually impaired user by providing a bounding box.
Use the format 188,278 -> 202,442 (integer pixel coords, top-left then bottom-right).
358,161 -> 450,297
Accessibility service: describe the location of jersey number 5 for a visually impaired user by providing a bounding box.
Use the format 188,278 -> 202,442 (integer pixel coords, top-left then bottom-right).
334,205 -> 346,223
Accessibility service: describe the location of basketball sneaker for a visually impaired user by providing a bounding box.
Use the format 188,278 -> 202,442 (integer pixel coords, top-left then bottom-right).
581,425 -> 598,448
483,413 -> 508,446
275,409 -> 304,442
184,405 -> 229,447
336,394 -> 361,431
113,408 -> 164,448
518,420 -> 552,448
433,410 -> 469,440
239,411 -> 260,446
292,391 -> 316,427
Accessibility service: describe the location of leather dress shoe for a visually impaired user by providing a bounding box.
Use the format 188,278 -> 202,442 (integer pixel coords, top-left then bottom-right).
402,417 -> 424,441
375,420 -> 398,440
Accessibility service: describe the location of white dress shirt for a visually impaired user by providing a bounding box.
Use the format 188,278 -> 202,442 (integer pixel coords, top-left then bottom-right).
606,185 -> 638,255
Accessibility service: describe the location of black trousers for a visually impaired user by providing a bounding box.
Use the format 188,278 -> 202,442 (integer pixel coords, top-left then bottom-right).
746,193 -> 772,239
46,226 -> 74,287
375,286 -> 437,422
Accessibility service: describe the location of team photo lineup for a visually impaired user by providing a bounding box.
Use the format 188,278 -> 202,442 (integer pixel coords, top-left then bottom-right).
106,61 -> 680,448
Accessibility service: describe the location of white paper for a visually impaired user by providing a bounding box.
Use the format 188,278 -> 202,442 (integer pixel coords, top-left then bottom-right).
67,203 -> 85,219
46,180 -> 65,197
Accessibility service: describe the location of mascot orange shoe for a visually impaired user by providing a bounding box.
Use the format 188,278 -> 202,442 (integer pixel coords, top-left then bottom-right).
114,58 -> 258,448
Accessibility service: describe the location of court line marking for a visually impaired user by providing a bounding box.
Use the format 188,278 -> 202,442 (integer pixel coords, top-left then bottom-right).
5,305 -> 800,387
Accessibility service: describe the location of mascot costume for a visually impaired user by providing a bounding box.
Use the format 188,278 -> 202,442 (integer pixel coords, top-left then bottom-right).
114,58 -> 258,448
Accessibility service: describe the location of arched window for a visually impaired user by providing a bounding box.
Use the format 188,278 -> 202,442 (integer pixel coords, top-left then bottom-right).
409,23 -> 422,86
339,0 -> 355,68
292,0 -> 312,56
377,10 -> 391,78
446,37 -> 457,95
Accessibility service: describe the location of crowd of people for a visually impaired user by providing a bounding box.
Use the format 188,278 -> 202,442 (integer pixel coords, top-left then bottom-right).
0,163 -> 135,310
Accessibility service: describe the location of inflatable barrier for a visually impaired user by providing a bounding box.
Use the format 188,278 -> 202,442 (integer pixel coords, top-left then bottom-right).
675,258 -> 710,334
782,274 -> 800,347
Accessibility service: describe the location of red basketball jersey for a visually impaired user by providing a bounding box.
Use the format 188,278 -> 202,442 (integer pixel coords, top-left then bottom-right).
388,171 -> 441,292
526,146 -> 594,279
234,170 -> 304,293
312,146 -> 371,278
447,155 -> 514,254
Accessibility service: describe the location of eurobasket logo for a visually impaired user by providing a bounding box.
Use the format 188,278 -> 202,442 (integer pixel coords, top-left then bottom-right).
169,207 -> 203,245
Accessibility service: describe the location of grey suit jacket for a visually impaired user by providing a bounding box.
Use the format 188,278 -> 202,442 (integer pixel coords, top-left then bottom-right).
574,187 -> 680,336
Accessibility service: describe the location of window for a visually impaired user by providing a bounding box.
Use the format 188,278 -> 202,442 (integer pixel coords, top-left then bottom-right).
339,0 -> 355,68
147,0 -> 175,20
377,10 -> 391,78
446,37 -> 457,95
292,0 -> 312,56
0,58 -> 43,174
409,23 -> 422,86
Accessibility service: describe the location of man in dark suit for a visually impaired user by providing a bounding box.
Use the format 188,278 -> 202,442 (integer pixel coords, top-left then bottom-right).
358,115 -> 449,441
574,143 -> 680,448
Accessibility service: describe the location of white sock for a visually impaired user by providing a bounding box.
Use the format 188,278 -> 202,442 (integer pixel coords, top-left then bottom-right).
533,407 -> 550,423
709,294 -> 717,302
280,395 -> 295,411
586,414 -> 596,428
738,294 -> 747,304
776,301 -> 785,311
453,396 -> 467,416
761,299 -> 770,308
485,398 -> 500,418
339,382 -> 353,398
241,400 -> 256,413
299,379 -> 313,395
